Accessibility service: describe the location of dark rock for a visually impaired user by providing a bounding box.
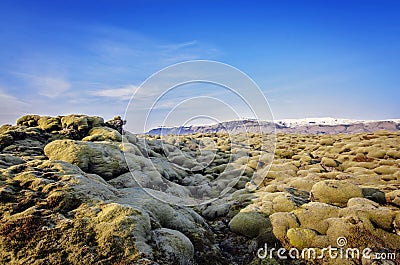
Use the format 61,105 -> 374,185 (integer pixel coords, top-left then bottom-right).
0,134 -> 13,151
362,188 -> 386,205
105,116 -> 126,134
285,187 -> 310,206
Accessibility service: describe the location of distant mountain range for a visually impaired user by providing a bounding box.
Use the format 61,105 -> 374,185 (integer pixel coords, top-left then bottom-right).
147,117 -> 400,135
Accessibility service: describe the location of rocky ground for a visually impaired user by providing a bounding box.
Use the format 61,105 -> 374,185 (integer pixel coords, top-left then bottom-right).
0,114 -> 399,265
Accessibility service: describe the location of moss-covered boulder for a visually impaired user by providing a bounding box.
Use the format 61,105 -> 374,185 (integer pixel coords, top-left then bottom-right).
38,116 -> 62,131
229,211 -> 272,238
16,114 -> 41,127
59,114 -> 104,139
94,203 -> 150,261
286,228 -> 320,249
368,149 -> 386,159
293,202 -> 339,234
340,198 -> 394,230
82,126 -> 122,142
271,195 -> 297,212
270,212 -> 299,245
321,157 -> 338,167
374,165 -> 398,175
151,228 -> 194,264
61,114 -> 104,131
386,190 -> 400,207
44,139 -> 128,180
310,180 -> 363,207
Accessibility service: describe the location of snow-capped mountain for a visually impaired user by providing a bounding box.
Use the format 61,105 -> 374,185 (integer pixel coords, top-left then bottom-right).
275,117 -> 400,128
147,118 -> 400,135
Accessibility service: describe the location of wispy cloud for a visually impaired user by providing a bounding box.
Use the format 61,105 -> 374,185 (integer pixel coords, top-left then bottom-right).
157,41 -> 198,51
87,26 -> 209,67
10,71 -> 70,98
0,89 -> 29,124
34,76 -> 70,98
91,85 -> 137,100
0,90 -> 26,106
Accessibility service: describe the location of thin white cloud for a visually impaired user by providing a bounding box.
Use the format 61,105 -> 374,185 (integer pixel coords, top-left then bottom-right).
34,76 -> 71,98
91,84 -> 170,101
158,41 -> 198,51
91,85 -> 138,100
0,90 -> 26,107
86,26 -> 218,72
10,71 -> 70,98
0,89 -> 29,124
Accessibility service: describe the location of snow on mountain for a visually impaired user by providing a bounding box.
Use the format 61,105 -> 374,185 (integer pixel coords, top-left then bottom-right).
147,117 -> 400,135
275,117 -> 400,128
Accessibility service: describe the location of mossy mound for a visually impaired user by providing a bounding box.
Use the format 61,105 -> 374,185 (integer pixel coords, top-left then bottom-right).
44,140 -> 128,180
310,180 -> 363,207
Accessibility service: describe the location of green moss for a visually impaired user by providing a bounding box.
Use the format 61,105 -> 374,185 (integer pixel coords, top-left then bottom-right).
293,202 -> 339,235
38,116 -> 61,132
229,211 -> 272,238
82,126 -> 122,142
310,180 -> 363,207
44,140 -> 128,180
275,149 -> 294,159
374,165 -> 397,175
0,214 -> 45,249
287,228 -> 318,249
16,115 -> 41,127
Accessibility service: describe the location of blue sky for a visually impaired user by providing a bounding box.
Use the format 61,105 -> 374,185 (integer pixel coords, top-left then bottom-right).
0,0 -> 399,131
